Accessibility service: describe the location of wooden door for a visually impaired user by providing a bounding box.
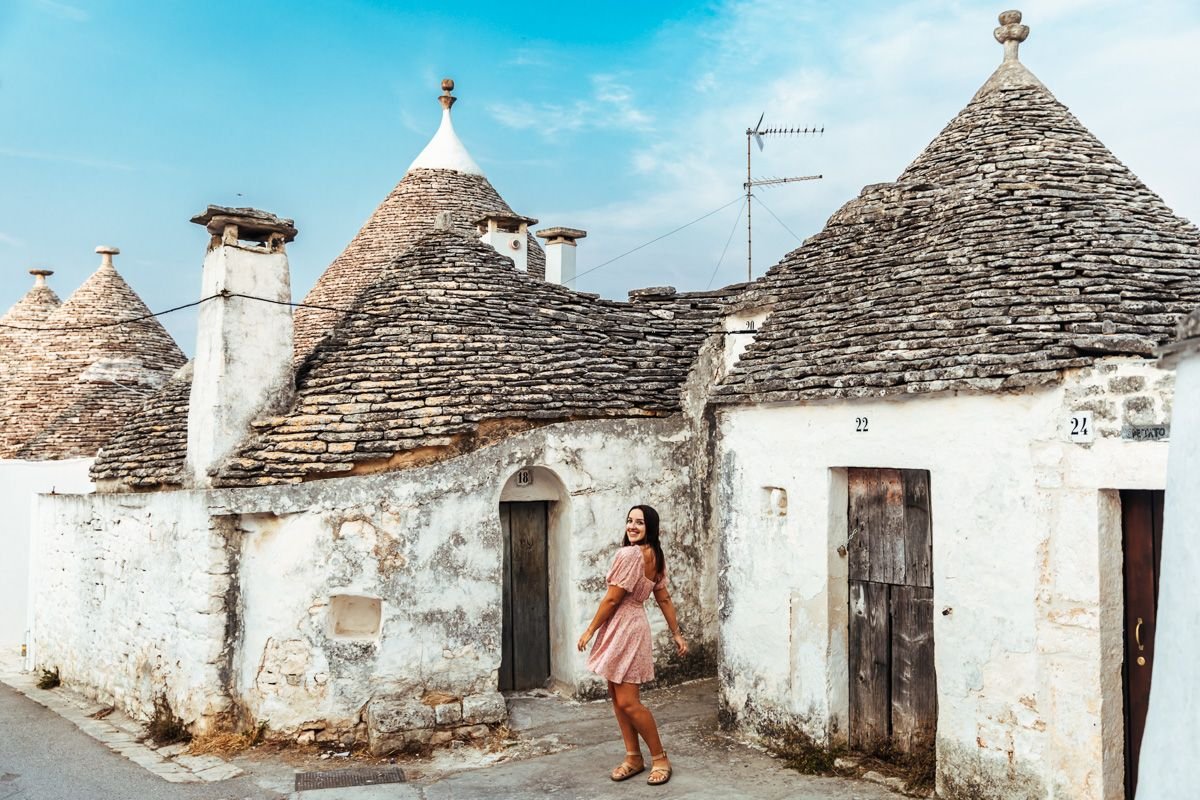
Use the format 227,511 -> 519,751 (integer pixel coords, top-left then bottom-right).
847,468 -> 936,754
1120,490 -> 1164,799
499,501 -> 550,692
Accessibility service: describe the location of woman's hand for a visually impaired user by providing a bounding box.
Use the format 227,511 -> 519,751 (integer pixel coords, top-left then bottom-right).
673,633 -> 689,658
577,630 -> 593,652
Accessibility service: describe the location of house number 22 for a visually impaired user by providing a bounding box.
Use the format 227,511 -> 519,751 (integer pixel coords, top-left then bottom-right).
855,416 -> 869,432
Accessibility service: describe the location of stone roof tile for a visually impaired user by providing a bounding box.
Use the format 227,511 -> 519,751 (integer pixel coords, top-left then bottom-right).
714,28 -> 1200,405
1,254 -> 185,459
218,232 -> 725,485
0,271 -> 61,453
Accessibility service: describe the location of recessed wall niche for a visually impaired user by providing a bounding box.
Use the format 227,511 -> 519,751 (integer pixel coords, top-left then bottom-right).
328,594 -> 382,639
764,486 -> 788,517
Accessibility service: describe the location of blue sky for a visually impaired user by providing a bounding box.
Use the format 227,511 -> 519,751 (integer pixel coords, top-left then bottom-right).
2,0 -> 1198,354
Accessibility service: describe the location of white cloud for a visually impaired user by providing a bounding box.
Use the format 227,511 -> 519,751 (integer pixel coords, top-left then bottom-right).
0,232 -> 22,247
487,74 -> 654,137
30,0 -> 89,22
545,0 -> 1200,298
507,47 -> 552,68
0,146 -> 134,171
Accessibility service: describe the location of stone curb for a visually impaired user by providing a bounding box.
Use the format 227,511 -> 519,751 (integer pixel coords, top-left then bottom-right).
0,669 -> 244,784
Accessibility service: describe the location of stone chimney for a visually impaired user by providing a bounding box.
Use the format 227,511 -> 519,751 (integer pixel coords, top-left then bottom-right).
186,206 -> 297,486
535,227 -> 587,286
476,213 -> 538,273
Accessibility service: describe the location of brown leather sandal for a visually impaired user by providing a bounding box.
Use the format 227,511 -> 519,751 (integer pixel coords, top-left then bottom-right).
647,753 -> 672,786
611,753 -> 645,782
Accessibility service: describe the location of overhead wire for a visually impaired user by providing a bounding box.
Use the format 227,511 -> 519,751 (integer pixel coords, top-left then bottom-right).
751,192 -> 804,243
705,198 -> 748,290
5,196 -> 759,332
0,291 -> 395,332
567,195 -> 745,285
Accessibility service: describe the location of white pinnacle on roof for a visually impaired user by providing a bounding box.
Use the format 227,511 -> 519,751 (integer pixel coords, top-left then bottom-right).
407,78 -> 484,176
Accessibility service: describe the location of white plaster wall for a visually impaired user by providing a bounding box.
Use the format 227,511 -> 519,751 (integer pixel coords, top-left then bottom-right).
0,458 -> 93,656
215,415 -> 716,732
29,489 -> 234,727
716,358 -> 1171,800
30,415 -> 717,737
721,309 -> 770,375
187,242 -> 293,486
1138,352 -> 1200,799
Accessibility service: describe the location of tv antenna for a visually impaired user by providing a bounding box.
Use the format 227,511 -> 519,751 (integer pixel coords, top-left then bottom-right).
745,114 -> 823,281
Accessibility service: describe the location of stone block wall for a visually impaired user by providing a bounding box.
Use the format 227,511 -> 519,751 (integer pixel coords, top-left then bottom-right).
1060,358 -> 1174,441
218,416 -> 716,738
29,490 -> 234,729
366,690 -> 506,754
29,415 -> 717,745
714,358 -> 1172,800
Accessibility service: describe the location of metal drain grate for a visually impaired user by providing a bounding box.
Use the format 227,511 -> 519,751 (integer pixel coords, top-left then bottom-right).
295,766 -> 407,791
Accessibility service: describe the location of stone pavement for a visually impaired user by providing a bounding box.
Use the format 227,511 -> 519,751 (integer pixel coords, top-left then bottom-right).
2,659 -> 898,799
0,662 -> 248,787
275,679 -> 897,799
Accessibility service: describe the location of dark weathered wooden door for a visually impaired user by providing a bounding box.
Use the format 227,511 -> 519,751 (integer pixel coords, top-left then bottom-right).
847,468 -> 936,754
1121,490 -> 1164,799
499,501 -> 550,691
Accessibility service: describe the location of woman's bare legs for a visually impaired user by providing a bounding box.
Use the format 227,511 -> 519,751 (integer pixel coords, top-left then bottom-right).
608,681 -> 642,756
611,681 -> 668,775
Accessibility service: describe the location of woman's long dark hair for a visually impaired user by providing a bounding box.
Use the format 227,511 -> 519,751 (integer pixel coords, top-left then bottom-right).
622,504 -> 665,578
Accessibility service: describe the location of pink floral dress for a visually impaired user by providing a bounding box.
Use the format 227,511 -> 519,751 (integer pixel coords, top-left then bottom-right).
586,546 -> 667,685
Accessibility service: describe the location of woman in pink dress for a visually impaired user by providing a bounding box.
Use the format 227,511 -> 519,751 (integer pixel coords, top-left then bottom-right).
577,505 -> 688,786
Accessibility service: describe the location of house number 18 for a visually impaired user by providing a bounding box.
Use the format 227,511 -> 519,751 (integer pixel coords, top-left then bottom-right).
515,469 -> 533,486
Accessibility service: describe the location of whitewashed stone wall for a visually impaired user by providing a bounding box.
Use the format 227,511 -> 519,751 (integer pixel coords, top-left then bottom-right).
715,357 -> 1171,800
29,489 -> 234,728
29,416 -> 717,741
0,458 -> 93,656
1138,339 -> 1200,799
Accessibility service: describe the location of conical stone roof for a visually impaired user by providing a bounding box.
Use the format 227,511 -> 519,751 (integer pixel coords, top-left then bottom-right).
216,230 -> 729,486
0,270 -> 61,454
716,11 -> 1200,404
294,80 -> 545,358
0,249 -> 186,459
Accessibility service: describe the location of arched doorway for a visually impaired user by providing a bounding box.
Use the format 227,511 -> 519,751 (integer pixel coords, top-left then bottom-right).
498,466 -> 568,691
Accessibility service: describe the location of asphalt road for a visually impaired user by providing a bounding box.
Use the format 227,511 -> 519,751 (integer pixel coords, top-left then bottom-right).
0,684 -> 279,800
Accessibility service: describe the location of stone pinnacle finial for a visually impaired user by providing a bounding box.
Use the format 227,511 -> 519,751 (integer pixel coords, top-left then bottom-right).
439,77 -> 457,111
95,245 -> 120,268
994,10 -> 1029,63
29,268 -> 53,287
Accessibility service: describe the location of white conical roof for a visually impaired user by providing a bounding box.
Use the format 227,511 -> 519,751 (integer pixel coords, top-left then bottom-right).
408,106 -> 484,175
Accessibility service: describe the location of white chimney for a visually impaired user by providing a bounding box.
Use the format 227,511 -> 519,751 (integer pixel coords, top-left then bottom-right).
535,227 -> 587,286
186,206 -> 297,487
476,213 -> 538,273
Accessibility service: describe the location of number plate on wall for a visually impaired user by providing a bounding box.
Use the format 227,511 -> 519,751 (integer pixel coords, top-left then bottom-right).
1066,411 -> 1094,443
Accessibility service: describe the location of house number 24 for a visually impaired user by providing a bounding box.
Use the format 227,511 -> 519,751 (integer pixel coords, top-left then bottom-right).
855,416 -> 869,432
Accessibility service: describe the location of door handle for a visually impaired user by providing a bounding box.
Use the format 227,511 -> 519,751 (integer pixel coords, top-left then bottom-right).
1135,617 -> 1145,651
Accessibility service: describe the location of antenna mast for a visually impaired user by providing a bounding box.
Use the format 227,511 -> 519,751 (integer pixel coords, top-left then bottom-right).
745,117 -> 823,282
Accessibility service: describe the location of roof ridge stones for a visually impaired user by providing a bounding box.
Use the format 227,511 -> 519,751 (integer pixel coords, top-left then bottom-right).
714,11 -> 1200,405
215,230 -> 724,486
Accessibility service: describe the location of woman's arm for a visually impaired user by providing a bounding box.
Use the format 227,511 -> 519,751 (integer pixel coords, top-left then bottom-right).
577,585 -> 628,651
654,587 -> 689,657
